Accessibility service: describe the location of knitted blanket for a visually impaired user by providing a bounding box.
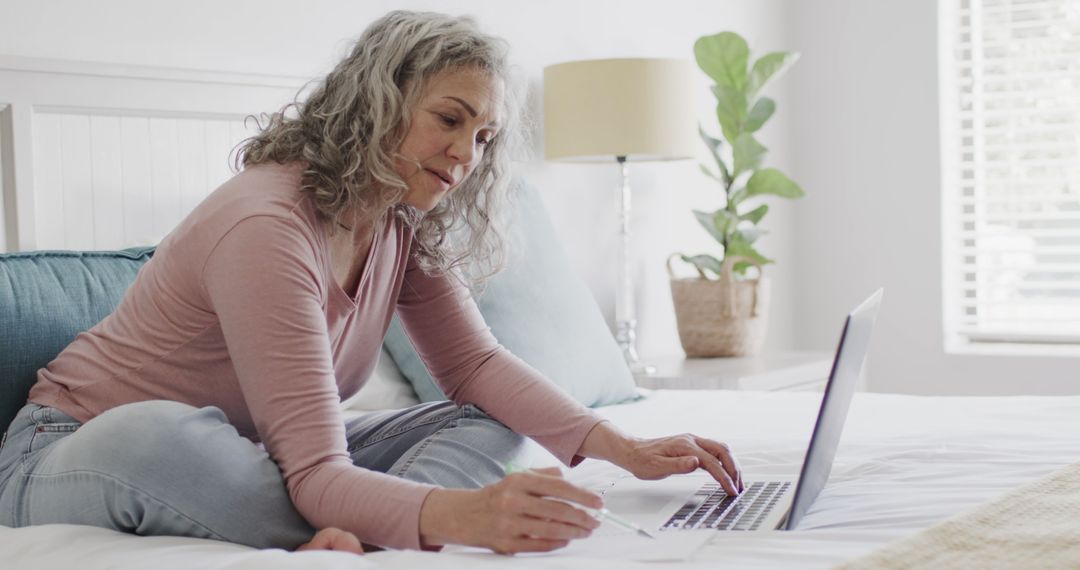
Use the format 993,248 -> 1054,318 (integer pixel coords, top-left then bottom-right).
838,461 -> 1080,569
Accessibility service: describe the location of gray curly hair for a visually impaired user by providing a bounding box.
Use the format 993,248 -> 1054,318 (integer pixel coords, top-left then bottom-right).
238,10 -> 524,283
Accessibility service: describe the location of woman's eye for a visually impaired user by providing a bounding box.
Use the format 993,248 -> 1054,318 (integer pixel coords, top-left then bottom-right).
439,114 -> 457,127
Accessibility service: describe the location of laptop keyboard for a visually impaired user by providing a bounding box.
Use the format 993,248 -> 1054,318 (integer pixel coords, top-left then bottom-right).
661,481 -> 791,531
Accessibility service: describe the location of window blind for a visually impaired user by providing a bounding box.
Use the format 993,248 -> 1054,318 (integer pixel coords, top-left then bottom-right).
942,0 -> 1080,346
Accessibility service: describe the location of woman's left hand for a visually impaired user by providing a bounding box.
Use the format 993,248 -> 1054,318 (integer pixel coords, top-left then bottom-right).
580,422 -> 744,496
296,527 -> 365,554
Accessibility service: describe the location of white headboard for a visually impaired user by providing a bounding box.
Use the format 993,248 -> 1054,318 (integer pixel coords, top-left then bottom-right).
0,56 -> 309,253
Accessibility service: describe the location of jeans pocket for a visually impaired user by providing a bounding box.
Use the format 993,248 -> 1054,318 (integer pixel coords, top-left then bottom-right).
26,422 -> 80,454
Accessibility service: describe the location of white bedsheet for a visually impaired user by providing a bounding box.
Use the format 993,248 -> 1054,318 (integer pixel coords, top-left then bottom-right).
2,389 -> 1078,569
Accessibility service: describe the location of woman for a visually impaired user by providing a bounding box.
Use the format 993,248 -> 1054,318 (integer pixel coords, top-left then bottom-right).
0,11 -> 742,555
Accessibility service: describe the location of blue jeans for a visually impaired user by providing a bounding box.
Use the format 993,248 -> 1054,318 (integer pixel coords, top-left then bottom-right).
0,400 -> 525,549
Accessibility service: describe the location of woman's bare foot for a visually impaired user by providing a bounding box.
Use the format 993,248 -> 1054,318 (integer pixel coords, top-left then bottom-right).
296,527 -> 364,554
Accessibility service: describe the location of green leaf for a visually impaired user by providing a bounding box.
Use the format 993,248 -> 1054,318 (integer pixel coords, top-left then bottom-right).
729,187 -> 748,207
711,84 -> 747,143
748,51 -> 800,97
726,233 -> 773,265
740,204 -> 769,225
738,227 -> 768,244
732,133 -> 767,178
698,124 -> 723,153
744,97 -> 775,133
694,209 -> 740,244
745,168 -> 806,199
694,32 -> 749,91
680,254 -> 724,277
698,126 -> 732,184
693,210 -> 725,242
713,209 -> 738,237
699,163 -> 723,183
724,234 -> 771,278
732,261 -> 756,277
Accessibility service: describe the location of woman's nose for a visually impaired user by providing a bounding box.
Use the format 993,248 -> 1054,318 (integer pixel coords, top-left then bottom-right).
446,135 -> 478,165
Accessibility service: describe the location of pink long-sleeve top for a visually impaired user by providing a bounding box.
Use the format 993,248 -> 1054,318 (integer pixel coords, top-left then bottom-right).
27,161 -> 605,550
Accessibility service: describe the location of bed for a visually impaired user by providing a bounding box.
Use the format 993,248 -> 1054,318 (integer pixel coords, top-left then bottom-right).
3,388 -> 1079,569
3,57 -> 1079,569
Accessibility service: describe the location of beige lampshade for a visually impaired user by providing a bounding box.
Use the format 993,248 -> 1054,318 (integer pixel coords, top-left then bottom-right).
543,58 -> 698,162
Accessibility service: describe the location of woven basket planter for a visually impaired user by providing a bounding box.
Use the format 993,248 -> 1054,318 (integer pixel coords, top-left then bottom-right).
668,255 -> 771,357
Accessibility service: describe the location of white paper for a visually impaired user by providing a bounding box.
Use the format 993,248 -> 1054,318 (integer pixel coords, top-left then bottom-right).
534,529 -> 714,562
443,528 -> 714,562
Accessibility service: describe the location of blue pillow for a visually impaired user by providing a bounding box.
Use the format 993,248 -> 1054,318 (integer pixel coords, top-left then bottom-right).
0,247 -> 154,431
383,180 -> 639,407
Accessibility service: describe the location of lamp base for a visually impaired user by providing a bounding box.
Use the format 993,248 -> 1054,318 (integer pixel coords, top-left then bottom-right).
626,358 -> 657,378
616,319 -> 656,378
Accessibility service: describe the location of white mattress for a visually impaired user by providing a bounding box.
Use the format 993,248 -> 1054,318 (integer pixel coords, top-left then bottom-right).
3,389 -> 1079,569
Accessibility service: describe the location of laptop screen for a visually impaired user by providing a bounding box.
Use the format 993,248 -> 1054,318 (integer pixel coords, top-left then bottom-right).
783,289 -> 882,530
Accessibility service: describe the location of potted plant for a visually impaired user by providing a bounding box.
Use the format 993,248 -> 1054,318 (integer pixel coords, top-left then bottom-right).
669,31 -> 804,357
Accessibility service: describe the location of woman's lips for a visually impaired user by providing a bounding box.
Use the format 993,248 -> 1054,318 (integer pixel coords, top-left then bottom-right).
426,169 -> 451,190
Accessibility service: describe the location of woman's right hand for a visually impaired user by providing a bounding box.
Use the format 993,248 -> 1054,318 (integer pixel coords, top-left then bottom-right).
418,467 -> 603,554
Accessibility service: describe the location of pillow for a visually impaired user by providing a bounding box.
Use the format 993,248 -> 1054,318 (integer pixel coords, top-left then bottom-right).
0,247 -> 155,431
383,179 -> 639,407
341,347 -> 421,411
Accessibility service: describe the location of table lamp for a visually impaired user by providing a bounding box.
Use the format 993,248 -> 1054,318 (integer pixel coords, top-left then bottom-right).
543,58 -> 697,376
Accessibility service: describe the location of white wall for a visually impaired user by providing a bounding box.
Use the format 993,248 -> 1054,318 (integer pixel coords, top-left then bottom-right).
5,0 -> 1076,395
788,0 -> 1079,395
0,0 -> 798,360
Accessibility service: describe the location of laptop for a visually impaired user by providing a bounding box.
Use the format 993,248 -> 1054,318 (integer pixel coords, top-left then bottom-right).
598,289 -> 883,533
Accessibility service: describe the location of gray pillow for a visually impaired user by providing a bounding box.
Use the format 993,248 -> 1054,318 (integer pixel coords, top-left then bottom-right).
383,179 -> 639,407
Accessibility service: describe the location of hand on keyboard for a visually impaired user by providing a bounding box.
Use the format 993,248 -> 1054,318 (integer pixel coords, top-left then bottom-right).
623,434 -> 743,494
578,423 -> 743,495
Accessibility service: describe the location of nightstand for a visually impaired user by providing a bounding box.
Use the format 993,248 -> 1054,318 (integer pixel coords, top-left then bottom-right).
634,351 -> 834,392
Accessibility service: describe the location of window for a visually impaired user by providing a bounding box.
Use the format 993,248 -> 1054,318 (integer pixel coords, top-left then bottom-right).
941,0 -> 1080,352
